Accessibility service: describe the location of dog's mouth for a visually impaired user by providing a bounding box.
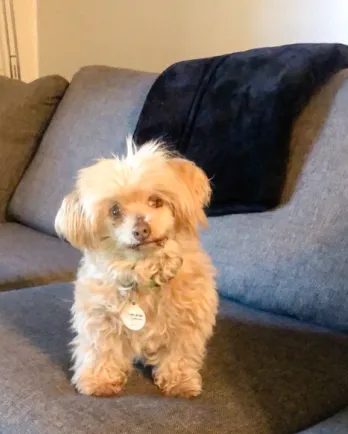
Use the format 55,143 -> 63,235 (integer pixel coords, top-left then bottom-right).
128,237 -> 168,250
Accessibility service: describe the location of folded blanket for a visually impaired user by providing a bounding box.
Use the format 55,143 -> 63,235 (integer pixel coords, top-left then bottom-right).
133,43 -> 348,216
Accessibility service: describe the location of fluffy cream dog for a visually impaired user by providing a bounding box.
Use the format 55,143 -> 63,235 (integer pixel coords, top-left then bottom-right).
55,138 -> 218,398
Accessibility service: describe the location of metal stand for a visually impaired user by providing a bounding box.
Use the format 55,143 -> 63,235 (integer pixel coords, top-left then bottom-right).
0,0 -> 21,79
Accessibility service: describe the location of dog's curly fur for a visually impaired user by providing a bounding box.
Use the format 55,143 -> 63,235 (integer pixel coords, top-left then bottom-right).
55,138 -> 218,398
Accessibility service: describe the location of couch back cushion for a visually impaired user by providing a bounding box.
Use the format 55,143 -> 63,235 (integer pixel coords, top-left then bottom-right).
201,70 -> 348,331
8,66 -> 157,235
0,75 -> 68,221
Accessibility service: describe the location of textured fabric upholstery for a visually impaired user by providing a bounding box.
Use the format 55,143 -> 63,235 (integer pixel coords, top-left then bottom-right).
9,67 -> 157,236
201,71 -> 348,331
299,409 -> 348,434
0,75 -> 68,221
0,223 -> 80,291
2,65 -> 348,433
0,283 -> 348,434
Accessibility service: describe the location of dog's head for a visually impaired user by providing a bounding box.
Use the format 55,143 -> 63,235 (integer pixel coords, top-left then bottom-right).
55,138 -> 211,253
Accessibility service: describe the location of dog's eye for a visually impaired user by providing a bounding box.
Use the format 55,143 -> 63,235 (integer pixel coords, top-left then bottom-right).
148,196 -> 163,208
110,204 -> 121,218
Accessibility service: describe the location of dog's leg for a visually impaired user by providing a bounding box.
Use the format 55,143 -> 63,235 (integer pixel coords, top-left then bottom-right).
71,322 -> 132,396
70,283 -> 133,396
153,329 -> 209,398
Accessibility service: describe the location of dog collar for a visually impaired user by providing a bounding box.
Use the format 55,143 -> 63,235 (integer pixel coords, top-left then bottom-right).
117,278 -> 160,293
148,278 -> 160,289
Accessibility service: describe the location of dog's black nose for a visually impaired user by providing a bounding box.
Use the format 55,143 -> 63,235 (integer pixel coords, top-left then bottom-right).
133,218 -> 151,243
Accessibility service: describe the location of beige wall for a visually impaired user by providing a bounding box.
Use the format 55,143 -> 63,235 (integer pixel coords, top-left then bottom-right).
14,0 -> 38,82
37,0 -> 348,80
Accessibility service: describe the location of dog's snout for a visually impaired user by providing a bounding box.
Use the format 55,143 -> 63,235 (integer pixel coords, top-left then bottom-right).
133,218 -> 151,243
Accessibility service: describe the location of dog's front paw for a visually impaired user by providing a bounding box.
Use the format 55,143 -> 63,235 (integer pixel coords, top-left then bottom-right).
152,239 -> 183,285
74,370 -> 127,397
154,370 -> 202,398
153,254 -> 183,286
135,239 -> 183,287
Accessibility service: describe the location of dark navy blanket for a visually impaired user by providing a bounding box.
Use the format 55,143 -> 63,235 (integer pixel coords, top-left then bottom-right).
133,43 -> 348,216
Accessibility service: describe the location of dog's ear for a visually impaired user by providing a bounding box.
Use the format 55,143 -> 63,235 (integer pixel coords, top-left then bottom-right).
167,158 -> 211,232
55,190 -> 100,250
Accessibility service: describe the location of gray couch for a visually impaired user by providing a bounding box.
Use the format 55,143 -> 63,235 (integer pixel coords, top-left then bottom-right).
1,66 -> 348,434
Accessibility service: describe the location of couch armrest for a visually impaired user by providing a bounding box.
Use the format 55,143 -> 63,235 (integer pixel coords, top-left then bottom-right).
0,75 -> 69,221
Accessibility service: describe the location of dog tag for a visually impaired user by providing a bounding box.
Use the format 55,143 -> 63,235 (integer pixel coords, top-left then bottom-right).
121,303 -> 146,331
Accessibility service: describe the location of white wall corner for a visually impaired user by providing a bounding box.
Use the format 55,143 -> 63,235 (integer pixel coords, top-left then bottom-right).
13,0 -> 38,82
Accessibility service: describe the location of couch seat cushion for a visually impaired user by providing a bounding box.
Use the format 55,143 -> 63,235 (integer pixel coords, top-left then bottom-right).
0,283 -> 348,434
298,408 -> 348,433
0,75 -> 68,221
9,66 -> 157,236
0,223 -> 80,291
